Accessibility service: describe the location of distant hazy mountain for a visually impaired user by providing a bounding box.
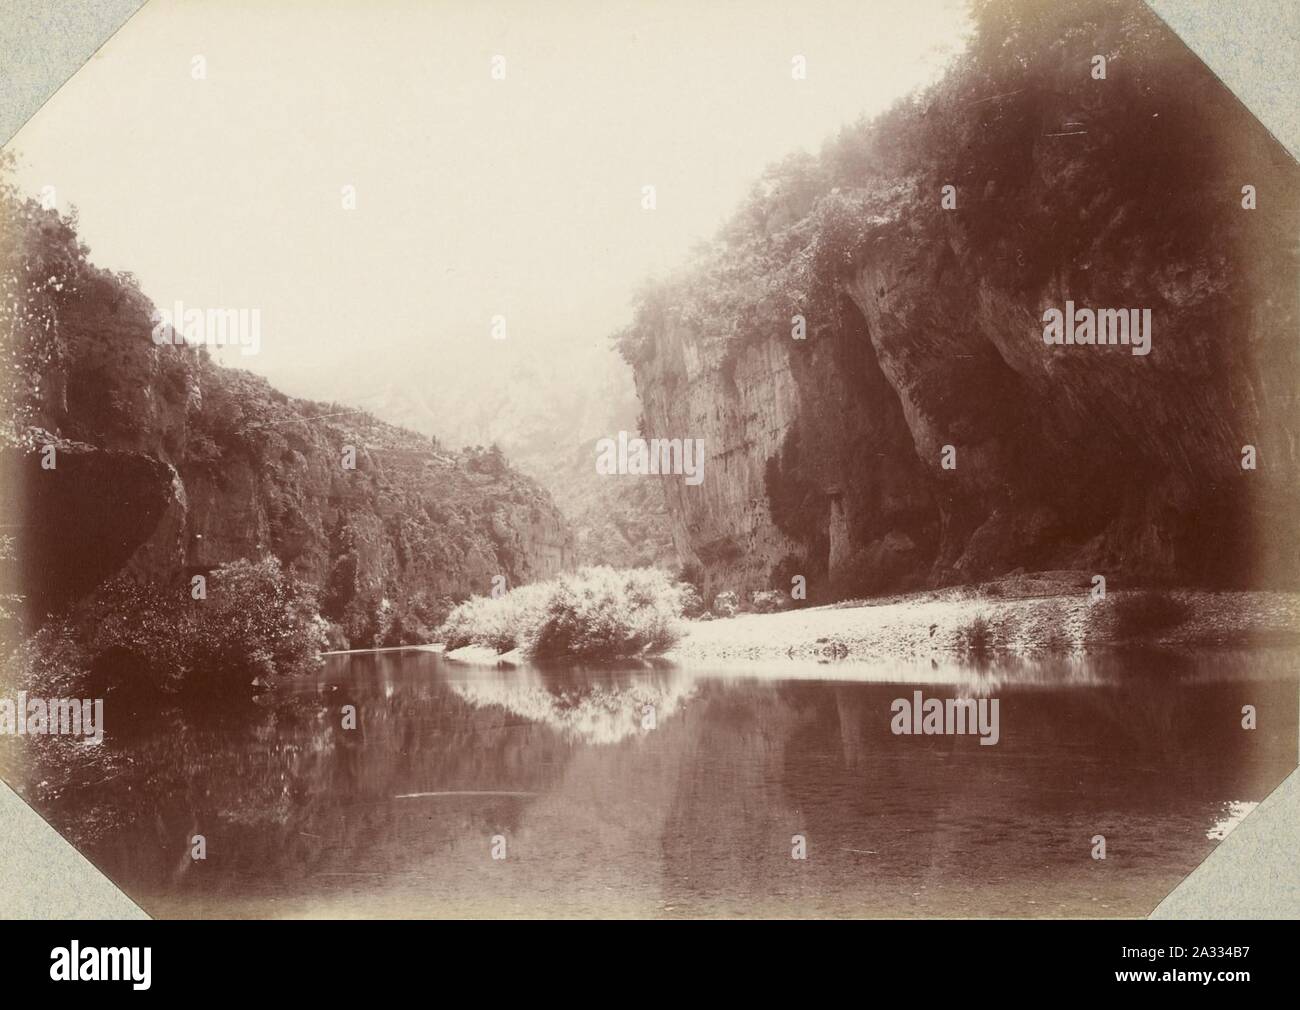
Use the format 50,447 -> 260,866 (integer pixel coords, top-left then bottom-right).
311,335 -> 681,571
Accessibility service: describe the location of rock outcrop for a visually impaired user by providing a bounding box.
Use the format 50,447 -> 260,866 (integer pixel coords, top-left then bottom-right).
619,0 -> 1299,602
2,243 -> 573,646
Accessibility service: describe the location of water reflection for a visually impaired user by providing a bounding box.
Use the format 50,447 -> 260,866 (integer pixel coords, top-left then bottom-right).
449,666 -> 696,745
19,647 -> 1299,918
1206,800 -> 1258,841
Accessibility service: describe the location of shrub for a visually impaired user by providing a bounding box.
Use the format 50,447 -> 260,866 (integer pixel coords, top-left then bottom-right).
440,580 -> 551,653
2,619 -> 88,699
87,556 -> 325,695
676,560 -> 705,593
677,582 -> 706,619
712,590 -> 740,618
749,589 -> 786,613
323,621 -> 350,652
958,613 -> 995,658
438,567 -> 686,660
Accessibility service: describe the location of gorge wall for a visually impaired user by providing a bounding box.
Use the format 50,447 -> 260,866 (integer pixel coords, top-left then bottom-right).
1,216 -> 573,646
621,0 -> 1299,603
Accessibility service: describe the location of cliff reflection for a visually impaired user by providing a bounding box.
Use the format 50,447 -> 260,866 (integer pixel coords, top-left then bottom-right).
23,647 -> 1298,918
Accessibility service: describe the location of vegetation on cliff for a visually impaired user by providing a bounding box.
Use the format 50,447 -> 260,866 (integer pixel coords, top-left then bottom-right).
91,558 -> 326,691
614,0 -> 1298,601
6,557 -> 324,700
1,153 -> 574,665
616,0 -> 1295,369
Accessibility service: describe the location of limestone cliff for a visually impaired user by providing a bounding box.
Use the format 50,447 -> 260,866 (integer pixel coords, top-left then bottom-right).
1,218 -> 573,646
618,0 -> 1299,602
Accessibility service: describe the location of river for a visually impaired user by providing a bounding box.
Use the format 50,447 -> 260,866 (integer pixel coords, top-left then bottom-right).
39,647 -> 1299,918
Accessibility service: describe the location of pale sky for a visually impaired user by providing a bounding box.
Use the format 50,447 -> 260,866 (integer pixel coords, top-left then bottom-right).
7,0 -> 969,404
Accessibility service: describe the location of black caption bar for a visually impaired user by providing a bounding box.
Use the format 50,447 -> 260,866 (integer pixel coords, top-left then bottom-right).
0,919 -> 1289,997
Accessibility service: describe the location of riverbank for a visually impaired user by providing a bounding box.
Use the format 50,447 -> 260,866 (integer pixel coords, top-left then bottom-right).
429,583 -> 1300,667
667,586 -> 1300,664
320,644 -> 445,657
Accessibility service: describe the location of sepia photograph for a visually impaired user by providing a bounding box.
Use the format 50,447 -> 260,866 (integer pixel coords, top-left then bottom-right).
0,0 -> 1296,967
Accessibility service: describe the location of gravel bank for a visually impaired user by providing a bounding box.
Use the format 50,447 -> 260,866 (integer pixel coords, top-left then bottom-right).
667,589 -> 1300,664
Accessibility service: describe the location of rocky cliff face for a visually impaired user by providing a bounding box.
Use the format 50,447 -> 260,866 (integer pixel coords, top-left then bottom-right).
635,291 -> 935,598
2,237 -> 573,646
621,0 -> 1299,603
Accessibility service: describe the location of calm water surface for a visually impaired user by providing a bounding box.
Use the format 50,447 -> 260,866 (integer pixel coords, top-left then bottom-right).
39,648 -> 1300,918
